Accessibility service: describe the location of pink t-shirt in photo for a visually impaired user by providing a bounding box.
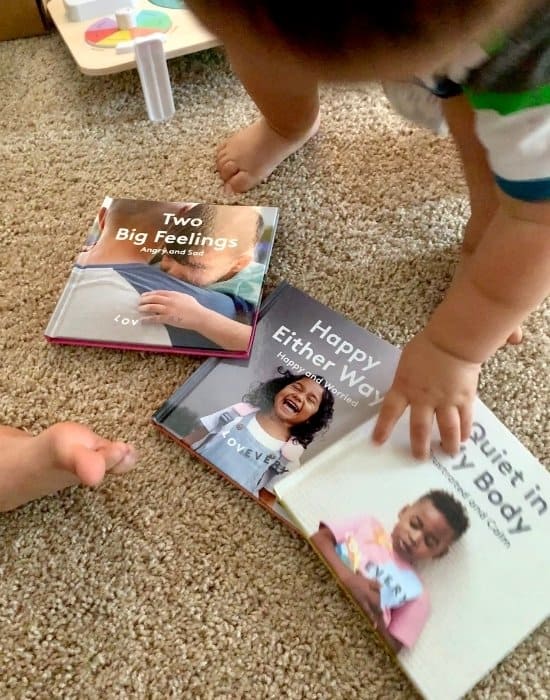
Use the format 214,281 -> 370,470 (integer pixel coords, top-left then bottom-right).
323,514 -> 431,649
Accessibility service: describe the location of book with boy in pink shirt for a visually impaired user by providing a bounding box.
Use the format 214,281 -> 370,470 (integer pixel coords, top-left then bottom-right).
311,490 -> 469,652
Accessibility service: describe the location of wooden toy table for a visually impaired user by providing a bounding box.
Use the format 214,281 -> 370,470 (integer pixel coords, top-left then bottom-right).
47,0 -> 220,75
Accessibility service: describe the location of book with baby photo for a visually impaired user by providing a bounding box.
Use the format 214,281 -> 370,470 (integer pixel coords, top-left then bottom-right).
152,281 -> 400,524
152,281 -> 550,700
45,196 -> 279,358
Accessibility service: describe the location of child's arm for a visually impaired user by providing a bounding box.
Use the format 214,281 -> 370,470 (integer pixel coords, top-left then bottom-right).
138,291 -> 252,351
373,198 -> 550,459
374,90 -> 550,459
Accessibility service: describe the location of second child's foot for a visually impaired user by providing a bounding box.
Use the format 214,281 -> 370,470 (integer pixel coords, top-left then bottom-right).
506,327 -> 523,345
217,115 -> 320,194
0,422 -> 137,512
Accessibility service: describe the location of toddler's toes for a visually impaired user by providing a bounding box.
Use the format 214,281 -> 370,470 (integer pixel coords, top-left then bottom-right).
507,327 -> 523,345
72,443 -> 136,487
216,140 -> 229,157
218,158 -> 240,182
224,170 -> 258,195
71,445 -> 110,487
104,443 -> 138,475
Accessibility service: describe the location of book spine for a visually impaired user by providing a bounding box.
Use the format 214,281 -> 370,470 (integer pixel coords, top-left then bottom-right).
44,266 -> 83,338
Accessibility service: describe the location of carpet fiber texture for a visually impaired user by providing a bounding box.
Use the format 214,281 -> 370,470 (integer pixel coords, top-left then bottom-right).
0,33 -> 548,700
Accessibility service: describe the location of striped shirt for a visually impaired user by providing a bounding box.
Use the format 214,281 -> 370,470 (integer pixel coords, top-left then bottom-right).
463,4 -> 550,202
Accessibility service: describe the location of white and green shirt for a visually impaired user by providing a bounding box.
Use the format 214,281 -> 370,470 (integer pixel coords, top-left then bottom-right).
458,3 -> 549,202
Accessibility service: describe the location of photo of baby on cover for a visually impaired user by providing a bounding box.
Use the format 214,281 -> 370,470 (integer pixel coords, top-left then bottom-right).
46,197 -> 277,353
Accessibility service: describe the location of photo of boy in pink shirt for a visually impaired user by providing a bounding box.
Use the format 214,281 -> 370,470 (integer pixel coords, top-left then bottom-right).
311,490 -> 469,652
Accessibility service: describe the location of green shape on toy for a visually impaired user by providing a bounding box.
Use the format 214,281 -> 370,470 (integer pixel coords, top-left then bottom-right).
148,0 -> 186,10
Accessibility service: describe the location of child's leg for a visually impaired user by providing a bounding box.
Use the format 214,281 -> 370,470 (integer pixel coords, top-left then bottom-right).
0,423 -> 137,512
442,94 -> 522,344
442,95 -> 499,255
216,37 -> 320,193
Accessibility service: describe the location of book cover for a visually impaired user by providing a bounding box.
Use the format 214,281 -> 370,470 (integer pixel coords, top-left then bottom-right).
275,407 -> 550,700
45,196 -> 279,358
152,281 -> 400,525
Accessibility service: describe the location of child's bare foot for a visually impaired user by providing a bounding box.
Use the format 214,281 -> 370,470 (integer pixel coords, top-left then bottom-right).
506,326 -> 523,345
0,422 -> 137,512
217,115 -> 320,194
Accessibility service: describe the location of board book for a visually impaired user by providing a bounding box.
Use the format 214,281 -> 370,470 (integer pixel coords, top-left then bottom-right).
152,282 -> 550,700
45,196 -> 278,359
152,281 -> 400,522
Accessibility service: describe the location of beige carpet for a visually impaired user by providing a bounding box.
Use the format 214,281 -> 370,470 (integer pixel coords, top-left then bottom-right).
0,32 -> 548,700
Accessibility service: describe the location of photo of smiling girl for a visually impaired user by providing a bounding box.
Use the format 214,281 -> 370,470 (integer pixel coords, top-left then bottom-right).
183,367 -> 335,502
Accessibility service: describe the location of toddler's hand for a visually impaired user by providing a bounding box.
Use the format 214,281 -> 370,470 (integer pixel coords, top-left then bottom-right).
372,329 -> 481,460
139,291 -> 201,329
345,573 -> 383,625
